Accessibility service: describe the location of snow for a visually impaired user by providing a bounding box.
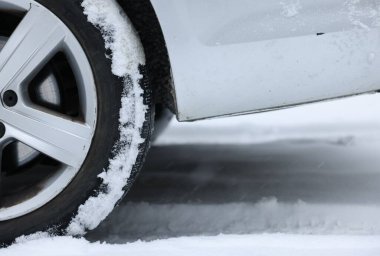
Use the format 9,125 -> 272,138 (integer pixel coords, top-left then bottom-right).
66,0 -> 147,235
81,0 -> 145,75
2,235 -> 379,256
92,200 -> 380,242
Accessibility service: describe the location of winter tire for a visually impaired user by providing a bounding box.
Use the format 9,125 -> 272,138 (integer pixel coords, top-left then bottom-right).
0,0 -> 152,243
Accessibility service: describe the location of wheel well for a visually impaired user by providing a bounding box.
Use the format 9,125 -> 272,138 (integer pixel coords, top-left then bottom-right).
117,0 -> 176,113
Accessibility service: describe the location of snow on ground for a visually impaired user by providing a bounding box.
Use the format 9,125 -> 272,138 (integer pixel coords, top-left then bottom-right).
2,235 -> 380,256
88,200 -> 380,242
2,94 -> 380,254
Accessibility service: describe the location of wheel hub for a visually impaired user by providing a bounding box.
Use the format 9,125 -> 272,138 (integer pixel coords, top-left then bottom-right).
0,1 -> 97,221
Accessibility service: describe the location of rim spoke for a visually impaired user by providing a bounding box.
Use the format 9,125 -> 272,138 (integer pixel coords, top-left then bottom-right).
0,4 -> 66,93
1,105 -> 93,168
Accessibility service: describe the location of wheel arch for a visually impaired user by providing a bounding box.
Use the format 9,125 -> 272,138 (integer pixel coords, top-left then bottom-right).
117,0 -> 177,114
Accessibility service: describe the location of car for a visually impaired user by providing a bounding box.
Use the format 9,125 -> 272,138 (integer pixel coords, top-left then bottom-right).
0,0 -> 378,243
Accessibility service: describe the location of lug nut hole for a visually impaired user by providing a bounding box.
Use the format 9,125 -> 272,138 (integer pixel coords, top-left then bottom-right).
3,90 -> 18,107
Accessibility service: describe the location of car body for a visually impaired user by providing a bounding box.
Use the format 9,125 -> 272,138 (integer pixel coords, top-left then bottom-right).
149,0 -> 380,121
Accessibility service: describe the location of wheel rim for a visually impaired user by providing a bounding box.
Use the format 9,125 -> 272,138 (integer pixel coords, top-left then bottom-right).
0,1 -> 97,220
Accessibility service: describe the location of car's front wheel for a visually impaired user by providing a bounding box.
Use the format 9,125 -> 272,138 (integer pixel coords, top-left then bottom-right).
0,0 -> 152,243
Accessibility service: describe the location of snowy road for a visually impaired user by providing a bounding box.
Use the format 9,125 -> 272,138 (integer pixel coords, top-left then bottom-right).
3,95 -> 380,255
88,141 -> 380,243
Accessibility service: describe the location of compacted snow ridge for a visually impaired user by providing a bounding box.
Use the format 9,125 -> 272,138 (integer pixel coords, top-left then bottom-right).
14,232 -> 52,244
102,199 -> 380,241
65,0 -> 147,236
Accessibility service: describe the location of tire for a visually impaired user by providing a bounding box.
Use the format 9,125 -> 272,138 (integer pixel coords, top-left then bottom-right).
152,104 -> 173,141
0,0 -> 153,244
